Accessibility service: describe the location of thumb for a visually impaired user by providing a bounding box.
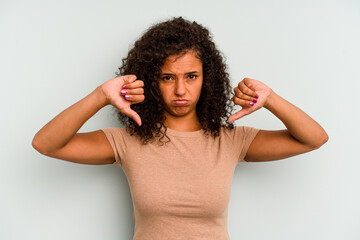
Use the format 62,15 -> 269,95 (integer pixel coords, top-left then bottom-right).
111,95 -> 142,126
227,109 -> 249,123
123,108 -> 142,126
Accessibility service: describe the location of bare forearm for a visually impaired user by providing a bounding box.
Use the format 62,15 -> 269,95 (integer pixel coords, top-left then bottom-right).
264,91 -> 328,148
32,86 -> 107,153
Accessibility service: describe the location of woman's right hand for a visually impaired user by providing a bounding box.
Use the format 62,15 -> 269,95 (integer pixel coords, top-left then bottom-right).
101,75 -> 145,126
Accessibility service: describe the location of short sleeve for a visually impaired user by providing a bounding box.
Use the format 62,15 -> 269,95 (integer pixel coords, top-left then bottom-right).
227,126 -> 260,162
101,128 -> 127,167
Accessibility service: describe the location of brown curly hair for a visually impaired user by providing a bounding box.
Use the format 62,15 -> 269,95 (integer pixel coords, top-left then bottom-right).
115,16 -> 235,144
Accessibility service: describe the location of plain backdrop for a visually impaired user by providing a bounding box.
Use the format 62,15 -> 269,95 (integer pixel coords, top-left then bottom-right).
1,0 -> 359,239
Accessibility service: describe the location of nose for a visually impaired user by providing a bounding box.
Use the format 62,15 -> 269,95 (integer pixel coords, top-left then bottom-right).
175,78 -> 186,96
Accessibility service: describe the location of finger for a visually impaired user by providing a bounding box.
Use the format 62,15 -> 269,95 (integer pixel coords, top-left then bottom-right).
123,94 -> 145,104
233,96 -> 256,107
120,88 -> 144,96
234,87 -> 255,102
125,80 -> 144,89
227,109 -> 250,123
238,80 -> 257,98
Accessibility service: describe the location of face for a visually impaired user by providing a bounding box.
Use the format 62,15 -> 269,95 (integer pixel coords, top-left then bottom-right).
159,50 -> 203,119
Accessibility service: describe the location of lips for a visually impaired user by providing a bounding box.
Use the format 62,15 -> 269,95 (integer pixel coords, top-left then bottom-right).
173,99 -> 188,106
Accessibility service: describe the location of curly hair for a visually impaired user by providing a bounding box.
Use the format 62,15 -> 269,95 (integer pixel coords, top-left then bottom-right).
116,16 -> 235,145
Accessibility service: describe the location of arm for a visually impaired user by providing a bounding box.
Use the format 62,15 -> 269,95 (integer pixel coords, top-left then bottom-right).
32,75 -> 144,165
245,91 -> 328,162
228,78 -> 328,162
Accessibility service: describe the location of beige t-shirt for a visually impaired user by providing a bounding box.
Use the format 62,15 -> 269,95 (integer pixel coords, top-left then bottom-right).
101,125 -> 260,240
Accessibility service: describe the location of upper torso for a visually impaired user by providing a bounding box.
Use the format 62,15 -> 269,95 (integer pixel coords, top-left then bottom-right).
101,125 -> 259,239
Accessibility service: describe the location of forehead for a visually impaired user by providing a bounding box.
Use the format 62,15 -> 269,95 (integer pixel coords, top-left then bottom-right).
161,50 -> 202,73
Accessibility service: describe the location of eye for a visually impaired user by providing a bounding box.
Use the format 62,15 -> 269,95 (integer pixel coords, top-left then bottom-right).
162,76 -> 172,81
188,74 -> 197,80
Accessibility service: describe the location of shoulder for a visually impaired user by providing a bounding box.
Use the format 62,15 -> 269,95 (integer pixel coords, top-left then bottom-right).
101,127 -> 137,142
219,124 -> 260,140
101,127 -> 127,136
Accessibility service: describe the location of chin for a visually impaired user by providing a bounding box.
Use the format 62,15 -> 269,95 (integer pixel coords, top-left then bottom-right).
167,107 -> 192,117
171,110 -> 190,117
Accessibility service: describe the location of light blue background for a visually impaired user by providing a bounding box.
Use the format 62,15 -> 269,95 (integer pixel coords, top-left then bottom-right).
1,0 -> 359,239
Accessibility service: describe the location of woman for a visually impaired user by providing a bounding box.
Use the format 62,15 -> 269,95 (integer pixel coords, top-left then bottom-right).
32,17 -> 328,239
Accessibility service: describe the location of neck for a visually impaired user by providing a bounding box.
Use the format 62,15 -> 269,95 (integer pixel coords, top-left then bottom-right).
163,112 -> 202,132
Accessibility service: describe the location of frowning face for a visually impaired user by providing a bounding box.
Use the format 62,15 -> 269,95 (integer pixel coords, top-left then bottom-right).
159,50 -> 203,120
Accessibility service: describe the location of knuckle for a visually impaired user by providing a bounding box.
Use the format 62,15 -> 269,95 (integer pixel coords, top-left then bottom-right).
246,83 -> 253,90
242,85 -> 251,93
126,75 -> 137,83
236,91 -> 244,98
239,82 -> 245,89
233,97 -> 241,105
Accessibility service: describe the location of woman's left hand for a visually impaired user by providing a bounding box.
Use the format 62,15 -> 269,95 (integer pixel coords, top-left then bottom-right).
227,78 -> 273,123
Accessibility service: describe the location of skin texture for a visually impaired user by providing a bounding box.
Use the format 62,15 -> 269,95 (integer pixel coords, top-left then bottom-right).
227,77 -> 329,162
31,75 -> 145,164
159,50 -> 203,131
103,75 -> 144,126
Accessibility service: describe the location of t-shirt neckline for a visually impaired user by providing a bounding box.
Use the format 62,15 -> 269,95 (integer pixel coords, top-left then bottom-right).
163,126 -> 205,138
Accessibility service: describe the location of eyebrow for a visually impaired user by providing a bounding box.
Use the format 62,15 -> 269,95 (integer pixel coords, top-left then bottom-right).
161,71 -> 199,76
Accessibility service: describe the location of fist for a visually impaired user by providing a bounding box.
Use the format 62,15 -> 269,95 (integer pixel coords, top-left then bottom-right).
227,78 -> 272,122
101,75 -> 145,126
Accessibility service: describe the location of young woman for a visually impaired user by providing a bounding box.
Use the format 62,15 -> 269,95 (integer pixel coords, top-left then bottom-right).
32,17 -> 328,239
